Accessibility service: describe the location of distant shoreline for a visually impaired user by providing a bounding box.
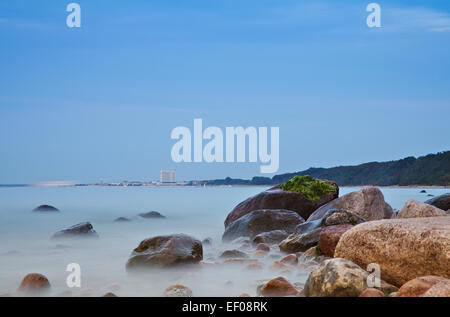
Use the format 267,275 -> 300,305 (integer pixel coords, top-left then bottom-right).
0,184 -> 449,189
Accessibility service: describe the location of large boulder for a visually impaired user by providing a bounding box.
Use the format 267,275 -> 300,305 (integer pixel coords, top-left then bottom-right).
224,180 -> 338,227
425,193 -> 450,211
307,187 -> 394,222
222,209 -> 304,242
304,258 -> 396,297
278,209 -> 365,253
318,224 -> 354,257
33,205 -> 59,212
126,234 -> 203,269
52,222 -> 98,239
397,199 -> 446,219
335,216 -> 450,287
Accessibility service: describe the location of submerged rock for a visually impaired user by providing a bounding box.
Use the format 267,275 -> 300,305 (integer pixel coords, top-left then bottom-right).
224,180 -> 338,227
114,217 -> 131,222
33,205 -> 59,212
126,234 -> 203,269
139,211 -> 165,219
425,193 -> 450,211
52,222 -> 99,239
222,209 -> 304,242
18,273 -> 51,293
102,292 -> 118,297
307,187 -> 394,222
259,277 -> 299,297
335,216 -> 450,287
397,199 -> 446,218
164,284 -> 193,297
220,250 -> 248,259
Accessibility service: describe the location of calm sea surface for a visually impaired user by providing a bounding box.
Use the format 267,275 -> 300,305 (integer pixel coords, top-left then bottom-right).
0,186 -> 447,296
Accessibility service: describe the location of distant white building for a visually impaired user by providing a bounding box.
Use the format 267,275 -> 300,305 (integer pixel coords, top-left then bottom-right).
160,170 -> 176,184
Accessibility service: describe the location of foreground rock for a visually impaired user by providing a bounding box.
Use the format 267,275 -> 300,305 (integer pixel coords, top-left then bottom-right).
18,273 -> 51,293
421,279 -> 450,297
224,180 -> 338,227
318,224 -> 354,257
359,288 -> 384,297
396,276 -> 447,297
126,234 -> 203,269
33,205 -> 59,212
279,209 -> 364,253
164,284 -> 193,297
397,199 -> 446,218
304,258 -> 396,297
139,211 -> 165,219
425,193 -> 450,211
307,187 -> 394,222
52,222 -> 98,239
253,230 -> 289,245
335,216 -> 450,287
223,209 -> 304,242
259,277 -> 299,297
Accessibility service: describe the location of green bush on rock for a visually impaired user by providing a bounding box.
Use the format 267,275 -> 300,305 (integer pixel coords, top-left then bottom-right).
280,176 -> 335,202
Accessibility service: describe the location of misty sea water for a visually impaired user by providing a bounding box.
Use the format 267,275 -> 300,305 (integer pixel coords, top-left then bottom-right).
0,186 -> 447,296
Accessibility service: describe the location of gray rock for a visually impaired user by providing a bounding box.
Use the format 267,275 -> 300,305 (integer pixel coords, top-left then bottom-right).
222,209 -> 304,242
307,187 -> 394,222
126,234 -> 203,269
52,222 -> 98,239
425,193 -> 450,212
253,230 -> 289,244
33,205 -> 59,212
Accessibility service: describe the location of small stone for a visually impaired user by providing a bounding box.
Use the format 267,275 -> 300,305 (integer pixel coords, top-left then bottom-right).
18,273 -> 51,293
259,277 -> 298,297
280,254 -> 298,265
359,288 -> 385,297
164,284 -> 193,297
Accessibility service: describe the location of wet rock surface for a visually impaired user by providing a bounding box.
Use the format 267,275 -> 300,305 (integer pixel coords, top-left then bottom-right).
52,222 -> 99,239
222,209 -> 304,242
126,234 -> 203,269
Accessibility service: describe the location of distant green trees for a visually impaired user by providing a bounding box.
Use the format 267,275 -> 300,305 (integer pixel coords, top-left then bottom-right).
205,151 -> 450,186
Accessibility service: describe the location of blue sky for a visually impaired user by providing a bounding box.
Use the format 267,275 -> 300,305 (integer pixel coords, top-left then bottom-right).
0,0 -> 449,183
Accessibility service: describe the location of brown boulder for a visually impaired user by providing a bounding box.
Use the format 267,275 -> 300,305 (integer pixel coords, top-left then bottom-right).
259,277 -> 299,297
421,279 -> 450,297
307,187 -> 394,222
126,234 -> 203,269
18,273 -> 51,293
256,243 -> 271,252
397,199 -> 446,219
225,181 -> 338,227
280,254 -> 298,265
222,209 -> 304,242
396,276 -> 446,297
335,217 -> 450,287
359,288 -> 385,297
220,250 -> 248,259
318,224 -> 354,257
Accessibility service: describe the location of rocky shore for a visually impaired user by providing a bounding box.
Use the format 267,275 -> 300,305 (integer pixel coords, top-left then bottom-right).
11,178 -> 450,297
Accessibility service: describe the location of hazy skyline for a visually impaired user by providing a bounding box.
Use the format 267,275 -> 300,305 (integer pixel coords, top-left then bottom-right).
1,0 -> 449,183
